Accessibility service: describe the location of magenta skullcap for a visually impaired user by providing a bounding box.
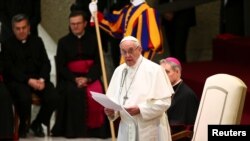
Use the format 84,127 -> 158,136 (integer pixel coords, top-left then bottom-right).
165,57 -> 181,67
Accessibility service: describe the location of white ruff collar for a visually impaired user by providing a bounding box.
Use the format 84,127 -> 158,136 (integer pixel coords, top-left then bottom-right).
131,0 -> 145,6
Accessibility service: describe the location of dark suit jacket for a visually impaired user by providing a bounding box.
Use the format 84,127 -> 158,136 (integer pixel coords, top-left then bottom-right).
2,35 -> 51,83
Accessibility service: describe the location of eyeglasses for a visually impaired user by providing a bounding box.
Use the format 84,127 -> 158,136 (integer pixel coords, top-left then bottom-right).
70,22 -> 84,26
120,46 -> 139,56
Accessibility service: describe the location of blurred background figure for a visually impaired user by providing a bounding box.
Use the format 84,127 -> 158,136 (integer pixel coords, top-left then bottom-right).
159,0 -> 196,62
220,0 -> 244,36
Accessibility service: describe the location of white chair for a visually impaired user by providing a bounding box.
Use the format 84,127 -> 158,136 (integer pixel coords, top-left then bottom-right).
172,73 -> 247,141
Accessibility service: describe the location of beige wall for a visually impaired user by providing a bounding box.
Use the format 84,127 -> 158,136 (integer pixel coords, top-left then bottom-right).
41,0 -> 73,43
41,0 -> 220,62
187,1 -> 220,62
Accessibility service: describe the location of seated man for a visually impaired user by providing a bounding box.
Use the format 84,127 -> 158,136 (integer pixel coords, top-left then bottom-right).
2,14 -> 58,137
160,57 -> 199,134
0,45 -> 14,140
51,11 -> 108,138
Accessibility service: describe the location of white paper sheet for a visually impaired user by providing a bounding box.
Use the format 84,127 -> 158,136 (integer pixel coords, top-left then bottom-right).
91,91 -> 138,140
91,91 -> 122,111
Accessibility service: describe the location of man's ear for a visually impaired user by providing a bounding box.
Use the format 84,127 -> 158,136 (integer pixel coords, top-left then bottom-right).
176,69 -> 181,76
84,21 -> 88,28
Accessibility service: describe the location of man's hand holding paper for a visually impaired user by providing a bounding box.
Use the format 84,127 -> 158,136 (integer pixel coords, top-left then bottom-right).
104,108 -> 115,118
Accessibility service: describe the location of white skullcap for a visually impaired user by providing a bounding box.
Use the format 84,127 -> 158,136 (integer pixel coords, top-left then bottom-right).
120,36 -> 139,44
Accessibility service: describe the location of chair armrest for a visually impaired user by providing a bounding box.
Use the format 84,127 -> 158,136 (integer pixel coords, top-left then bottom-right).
171,124 -> 194,141
172,130 -> 193,141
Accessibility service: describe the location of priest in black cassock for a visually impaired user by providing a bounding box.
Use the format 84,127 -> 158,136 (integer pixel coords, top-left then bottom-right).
51,11 -> 110,138
160,57 -> 199,136
2,14 -> 58,138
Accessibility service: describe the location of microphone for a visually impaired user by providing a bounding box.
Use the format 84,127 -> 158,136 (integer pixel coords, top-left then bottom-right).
120,68 -> 128,87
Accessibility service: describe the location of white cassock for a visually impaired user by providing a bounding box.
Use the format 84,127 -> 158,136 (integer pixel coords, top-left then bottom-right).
106,55 -> 174,141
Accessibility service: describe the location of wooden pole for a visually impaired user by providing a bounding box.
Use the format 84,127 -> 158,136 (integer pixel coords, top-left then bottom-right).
91,1 -> 116,141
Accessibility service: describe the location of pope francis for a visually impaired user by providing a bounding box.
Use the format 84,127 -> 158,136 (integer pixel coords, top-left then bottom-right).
104,36 -> 174,141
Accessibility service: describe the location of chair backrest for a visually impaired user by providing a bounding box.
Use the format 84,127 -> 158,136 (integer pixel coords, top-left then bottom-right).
192,74 -> 247,141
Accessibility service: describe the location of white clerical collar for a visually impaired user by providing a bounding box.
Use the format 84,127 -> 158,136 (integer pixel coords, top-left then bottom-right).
76,31 -> 85,39
21,40 -> 27,44
173,79 -> 182,87
131,0 -> 145,6
126,55 -> 143,70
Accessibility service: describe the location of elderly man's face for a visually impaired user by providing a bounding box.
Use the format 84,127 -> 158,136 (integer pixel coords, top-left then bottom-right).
160,62 -> 180,85
120,40 -> 142,66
